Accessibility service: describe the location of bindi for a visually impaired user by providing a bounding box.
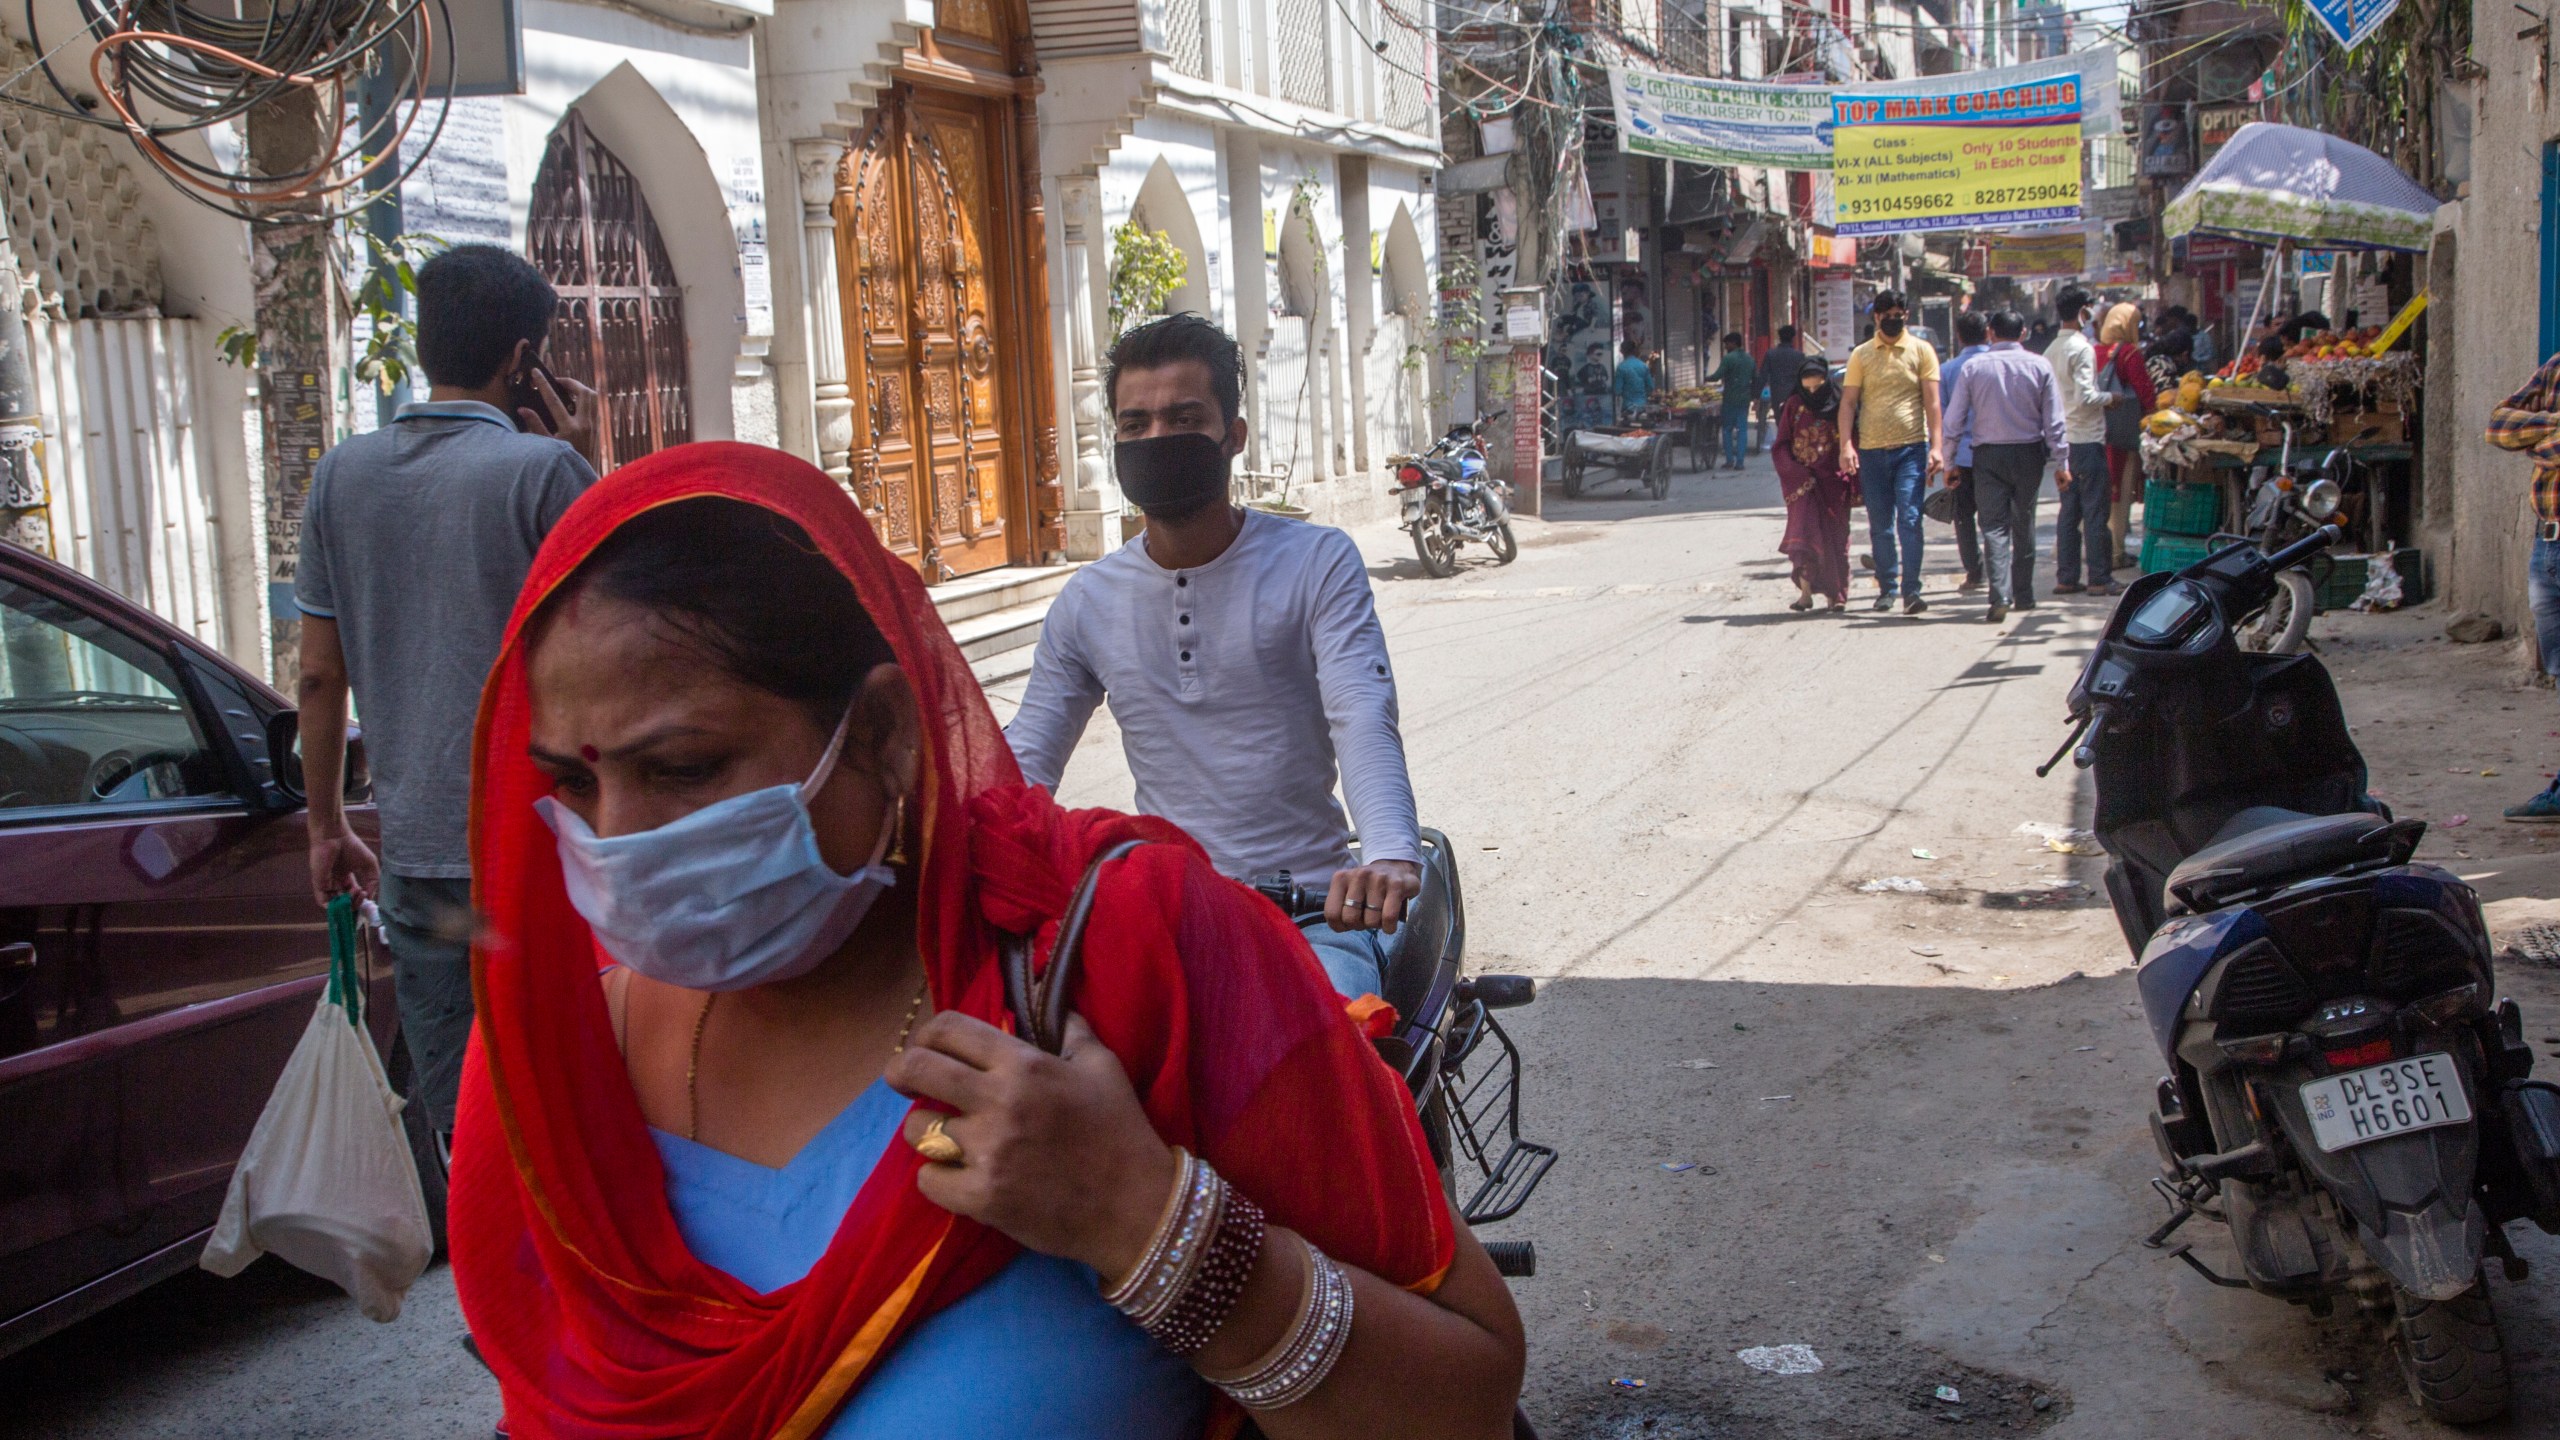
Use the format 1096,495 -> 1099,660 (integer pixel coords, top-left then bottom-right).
579,744 -> 600,763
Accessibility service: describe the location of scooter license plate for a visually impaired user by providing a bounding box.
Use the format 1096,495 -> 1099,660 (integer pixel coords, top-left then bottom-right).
2297,1052 -> 2471,1153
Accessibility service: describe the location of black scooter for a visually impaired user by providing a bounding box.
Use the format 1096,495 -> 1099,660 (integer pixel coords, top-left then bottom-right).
2047,526 -> 2560,1425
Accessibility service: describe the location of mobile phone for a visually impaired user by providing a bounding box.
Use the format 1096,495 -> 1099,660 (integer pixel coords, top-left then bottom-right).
509,360 -> 564,434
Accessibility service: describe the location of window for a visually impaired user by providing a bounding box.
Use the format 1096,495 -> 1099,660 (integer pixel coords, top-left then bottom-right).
0,580 -> 225,810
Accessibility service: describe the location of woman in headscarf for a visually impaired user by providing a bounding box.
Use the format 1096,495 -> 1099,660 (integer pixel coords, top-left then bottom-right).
449,443 -> 1525,1440
2095,303 -> 2156,570
1772,363 -> 1853,611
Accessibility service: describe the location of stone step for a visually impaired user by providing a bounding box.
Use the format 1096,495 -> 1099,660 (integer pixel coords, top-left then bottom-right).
928,563 -> 1079,626
945,594 -> 1055,674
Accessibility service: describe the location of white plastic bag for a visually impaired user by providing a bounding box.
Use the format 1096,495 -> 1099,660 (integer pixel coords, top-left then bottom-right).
201,895 -> 431,1321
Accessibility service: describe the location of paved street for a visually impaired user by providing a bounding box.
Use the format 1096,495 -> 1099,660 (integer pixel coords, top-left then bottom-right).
9,452 -> 2560,1438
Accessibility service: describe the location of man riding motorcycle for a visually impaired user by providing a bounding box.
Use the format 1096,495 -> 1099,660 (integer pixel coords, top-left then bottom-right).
1006,314 -> 1422,999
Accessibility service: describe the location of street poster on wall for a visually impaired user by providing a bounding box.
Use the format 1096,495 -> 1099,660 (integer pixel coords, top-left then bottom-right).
1828,75 -> 2084,236
1605,66 -> 1838,170
1809,277 -> 1858,360
1983,228 -> 2089,277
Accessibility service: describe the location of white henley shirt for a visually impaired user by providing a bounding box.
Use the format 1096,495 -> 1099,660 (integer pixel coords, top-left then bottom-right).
1006,508 -> 1422,880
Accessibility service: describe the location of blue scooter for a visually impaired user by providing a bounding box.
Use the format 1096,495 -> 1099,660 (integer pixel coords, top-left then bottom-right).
2047,526 -> 2560,1426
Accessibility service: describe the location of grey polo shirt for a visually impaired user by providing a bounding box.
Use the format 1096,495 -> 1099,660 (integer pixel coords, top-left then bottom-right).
294,401 -> 596,877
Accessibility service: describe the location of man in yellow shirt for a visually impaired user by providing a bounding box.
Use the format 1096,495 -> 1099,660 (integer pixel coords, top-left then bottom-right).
1838,290 -> 1945,614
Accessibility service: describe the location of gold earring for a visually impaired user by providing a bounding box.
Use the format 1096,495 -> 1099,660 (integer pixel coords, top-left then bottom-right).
887,792 -> 909,866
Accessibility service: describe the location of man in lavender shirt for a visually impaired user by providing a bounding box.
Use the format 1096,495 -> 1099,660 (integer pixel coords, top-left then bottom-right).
1939,309 -> 2069,623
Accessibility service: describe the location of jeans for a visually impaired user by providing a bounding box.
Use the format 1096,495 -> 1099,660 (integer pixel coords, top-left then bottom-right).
1300,919 -> 1388,999
1722,411 -> 1750,467
378,871 -> 475,1137
1857,442 -> 1929,599
2532,537 -> 2560,680
1950,465 -> 1983,582
2055,441 -> 2113,587
1970,442 -> 2048,608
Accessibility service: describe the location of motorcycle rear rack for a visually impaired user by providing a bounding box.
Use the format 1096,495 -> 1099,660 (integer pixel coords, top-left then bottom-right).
1441,1010 -> 1556,1225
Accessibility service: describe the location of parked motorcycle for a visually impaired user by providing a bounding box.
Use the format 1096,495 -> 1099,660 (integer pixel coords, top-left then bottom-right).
2221,403 -> 2352,654
2046,525 -> 2560,1425
1394,416 -> 1518,578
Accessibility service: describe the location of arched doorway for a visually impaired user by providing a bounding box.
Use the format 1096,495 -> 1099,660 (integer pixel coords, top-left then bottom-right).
1130,158 -> 1210,321
528,110 -> 693,471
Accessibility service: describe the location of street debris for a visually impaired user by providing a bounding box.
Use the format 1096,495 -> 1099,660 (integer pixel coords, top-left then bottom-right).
1672,1059 -> 1720,1070
2444,814 -> 2470,827
2072,1045 -> 2097,1052
1926,1253 -> 1946,1263
1759,1094 -> 1794,1101
2508,925 -> 2560,966
1935,1385 -> 1962,1404
1610,1377 -> 1648,1389
1736,1344 -> 1824,1376
1910,847 -> 1937,860
1859,876 -> 1930,893
1660,1162 -> 1696,1173
1910,944 -> 1943,957
2015,821 -> 2104,855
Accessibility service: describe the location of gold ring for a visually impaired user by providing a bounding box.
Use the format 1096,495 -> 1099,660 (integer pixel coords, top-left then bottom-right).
913,1115 -> 964,1166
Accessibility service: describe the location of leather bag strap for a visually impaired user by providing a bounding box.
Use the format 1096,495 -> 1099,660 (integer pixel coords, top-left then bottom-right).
999,839 -> 1149,1054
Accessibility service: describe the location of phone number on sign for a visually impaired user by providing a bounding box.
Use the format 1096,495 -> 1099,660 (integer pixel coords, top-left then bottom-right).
1841,194 -> 1953,217
1974,182 -> 2077,205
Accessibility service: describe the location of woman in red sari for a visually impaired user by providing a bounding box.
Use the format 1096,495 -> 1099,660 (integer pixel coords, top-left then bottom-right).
1772,364 -> 1854,611
449,442 -> 1524,1439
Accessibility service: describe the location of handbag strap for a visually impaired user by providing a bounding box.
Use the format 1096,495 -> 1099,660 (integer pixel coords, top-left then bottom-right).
324,892 -> 363,1028
998,839 -> 1149,1054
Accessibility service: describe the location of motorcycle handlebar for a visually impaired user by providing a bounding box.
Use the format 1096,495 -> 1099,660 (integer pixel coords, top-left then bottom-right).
2263,524 -> 2343,572
1251,873 -> 1331,920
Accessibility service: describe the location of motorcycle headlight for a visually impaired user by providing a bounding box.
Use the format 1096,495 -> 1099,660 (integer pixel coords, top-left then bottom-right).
2302,478 -> 2342,519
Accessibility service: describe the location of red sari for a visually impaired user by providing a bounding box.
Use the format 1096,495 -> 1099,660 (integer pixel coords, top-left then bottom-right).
1772,394 -> 1854,604
449,443 -> 1454,1439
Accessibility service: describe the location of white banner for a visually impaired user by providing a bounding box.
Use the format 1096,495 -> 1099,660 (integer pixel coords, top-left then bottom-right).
1608,67 -> 1837,170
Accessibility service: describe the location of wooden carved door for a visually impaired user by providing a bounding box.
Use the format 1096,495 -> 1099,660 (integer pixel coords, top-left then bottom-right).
529,111 -> 693,472
836,89 -> 1017,580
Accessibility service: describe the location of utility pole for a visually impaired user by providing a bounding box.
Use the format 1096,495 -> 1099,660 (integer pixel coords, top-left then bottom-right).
247,87 -> 343,687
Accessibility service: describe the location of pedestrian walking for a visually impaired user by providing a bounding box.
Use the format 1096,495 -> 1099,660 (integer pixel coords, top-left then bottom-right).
1838,289 -> 1944,615
1773,364 -> 1854,612
2485,348 -> 2560,821
2096,303 -> 2156,569
2044,286 -> 2119,596
2026,317 -> 2057,355
294,244 -> 599,1147
1716,332 -> 1756,470
1937,311 -> 1990,595
1755,324 -> 1808,453
449,446 -> 1526,1438
1940,309 -> 2067,623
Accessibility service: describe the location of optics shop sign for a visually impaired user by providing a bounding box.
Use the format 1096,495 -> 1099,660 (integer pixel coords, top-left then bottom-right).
1828,78 -> 2084,236
1606,65 -> 1837,171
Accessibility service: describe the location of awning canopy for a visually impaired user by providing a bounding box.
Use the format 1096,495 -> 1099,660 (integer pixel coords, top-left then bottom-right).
2162,122 -> 2439,254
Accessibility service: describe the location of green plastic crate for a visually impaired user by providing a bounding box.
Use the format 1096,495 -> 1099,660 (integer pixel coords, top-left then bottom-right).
2140,532 -> 2216,574
2141,479 -> 2222,536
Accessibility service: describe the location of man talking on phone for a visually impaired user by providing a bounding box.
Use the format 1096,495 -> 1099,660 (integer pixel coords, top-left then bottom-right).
294,244 -> 598,1154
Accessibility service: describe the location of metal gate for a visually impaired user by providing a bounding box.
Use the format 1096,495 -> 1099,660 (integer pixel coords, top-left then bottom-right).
528,111 -> 692,471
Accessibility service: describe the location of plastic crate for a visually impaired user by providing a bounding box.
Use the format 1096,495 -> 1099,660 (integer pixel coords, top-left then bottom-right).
2141,479 -> 2222,537
2140,532 -> 2216,574
2313,553 -> 2371,611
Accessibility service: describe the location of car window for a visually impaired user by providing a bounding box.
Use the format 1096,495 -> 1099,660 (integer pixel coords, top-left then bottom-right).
0,580 -> 228,811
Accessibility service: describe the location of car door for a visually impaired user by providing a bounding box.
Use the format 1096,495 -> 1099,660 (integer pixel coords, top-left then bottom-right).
0,563 -> 354,1334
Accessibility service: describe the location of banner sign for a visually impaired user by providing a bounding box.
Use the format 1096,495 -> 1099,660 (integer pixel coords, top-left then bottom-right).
2303,0 -> 2398,52
1607,66 -> 1837,170
1829,74 -> 2084,236
1983,228 -> 2088,277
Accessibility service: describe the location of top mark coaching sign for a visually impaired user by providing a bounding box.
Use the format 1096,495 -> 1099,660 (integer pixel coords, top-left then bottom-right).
1830,79 -> 2084,237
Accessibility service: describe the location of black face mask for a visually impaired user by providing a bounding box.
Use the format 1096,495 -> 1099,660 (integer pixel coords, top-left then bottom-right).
1877,315 -> 1907,339
1114,432 -> 1232,519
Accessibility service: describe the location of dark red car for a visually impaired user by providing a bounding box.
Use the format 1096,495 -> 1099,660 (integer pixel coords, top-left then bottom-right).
0,541 -> 429,1358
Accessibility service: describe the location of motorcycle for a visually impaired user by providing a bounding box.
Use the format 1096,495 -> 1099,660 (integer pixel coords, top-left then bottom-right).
1253,830 -> 1554,1271
2222,403 -> 2352,654
2046,525 -> 2560,1425
1393,416 -> 1518,579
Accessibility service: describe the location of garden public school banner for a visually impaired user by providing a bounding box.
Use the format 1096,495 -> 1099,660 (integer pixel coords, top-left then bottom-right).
1829,77 -> 2084,236
1605,68 -> 1835,170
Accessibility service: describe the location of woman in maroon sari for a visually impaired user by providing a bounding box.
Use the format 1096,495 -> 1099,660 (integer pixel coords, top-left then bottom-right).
1772,365 -> 1853,612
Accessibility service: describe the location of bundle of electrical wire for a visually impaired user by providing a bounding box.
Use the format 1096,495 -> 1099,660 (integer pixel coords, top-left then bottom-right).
12,0 -> 453,221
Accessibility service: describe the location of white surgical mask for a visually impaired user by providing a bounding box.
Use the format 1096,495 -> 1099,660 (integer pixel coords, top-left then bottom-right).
534,709 -> 899,992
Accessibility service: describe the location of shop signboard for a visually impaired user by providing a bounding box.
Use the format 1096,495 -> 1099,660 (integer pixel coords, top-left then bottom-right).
1810,276 -> 1858,360
1607,65 -> 1838,169
1983,227 -> 2089,278
2302,0 -> 2398,53
1829,75 -> 2084,235
2196,102 -> 2261,160
2140,105 -> 2194,178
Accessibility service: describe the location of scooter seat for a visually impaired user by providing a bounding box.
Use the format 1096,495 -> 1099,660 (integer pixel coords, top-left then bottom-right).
2165,807 -> 2401,912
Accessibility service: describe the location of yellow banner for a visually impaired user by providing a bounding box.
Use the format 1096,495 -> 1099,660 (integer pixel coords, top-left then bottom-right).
1983,229 -> 2086,278
1832,122 -> 2082,236
2371,291 -> 2428,353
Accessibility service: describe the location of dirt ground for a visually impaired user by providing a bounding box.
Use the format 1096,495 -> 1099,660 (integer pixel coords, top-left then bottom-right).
8,455 -> 2560,1439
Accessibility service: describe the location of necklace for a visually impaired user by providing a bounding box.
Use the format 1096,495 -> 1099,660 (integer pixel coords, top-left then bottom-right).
686,975 -> 932,1143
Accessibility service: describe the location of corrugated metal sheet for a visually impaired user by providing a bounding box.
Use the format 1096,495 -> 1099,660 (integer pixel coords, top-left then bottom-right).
1029,0 -> 1140,58
24,316 -> 227,648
